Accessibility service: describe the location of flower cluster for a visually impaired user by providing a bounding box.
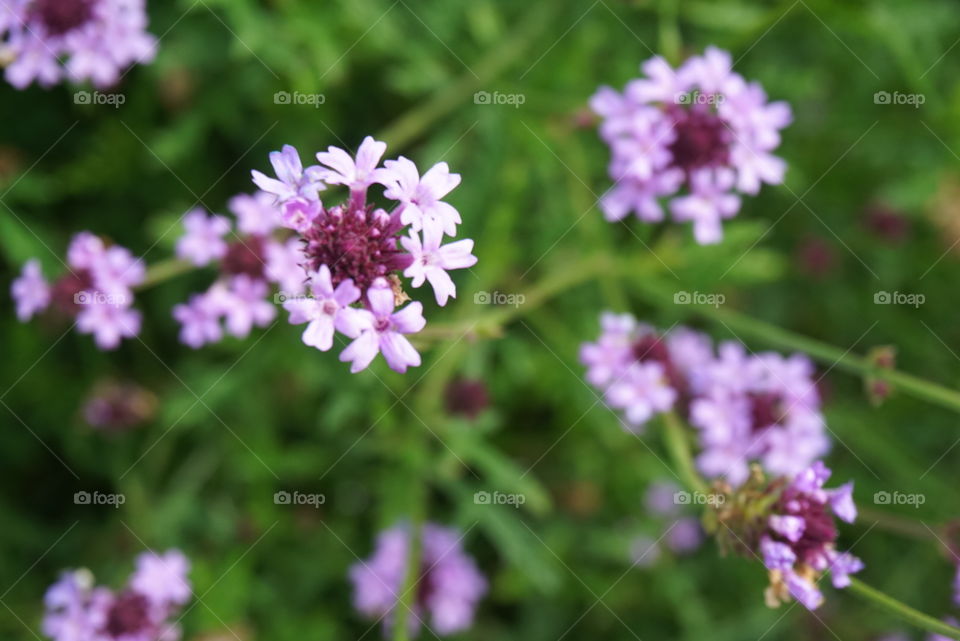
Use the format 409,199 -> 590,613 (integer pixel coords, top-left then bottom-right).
591,47 -> 791,243
12,232 -> 145,349
1,0 -> 156,89
43,549 -> 190,641
349,523 -> 487,637
251,137 -> 477,373
171,191 -> 306,349
747,462 -> 863,610
580,312 -> 829,485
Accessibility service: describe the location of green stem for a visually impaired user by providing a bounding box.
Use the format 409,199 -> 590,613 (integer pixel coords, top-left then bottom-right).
658,0 -> 682,65
661,411 -> 707,494
137,258 -> 195,290
659,412 -> 960,638
847,578 -> 960,640
630,278 -> 960,414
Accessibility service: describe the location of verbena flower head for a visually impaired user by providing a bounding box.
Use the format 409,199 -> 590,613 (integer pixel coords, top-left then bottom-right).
591,46 -> 791,243
1,0 -> 157,89
707,462 -> 862,611
251,136 -> 477,373
43,549 -> 190,641
690,343 -> 830,486
11,232 -> 144,350
349,522 -> 487,637
171,192 -> 302,349
579,312 -> 713,431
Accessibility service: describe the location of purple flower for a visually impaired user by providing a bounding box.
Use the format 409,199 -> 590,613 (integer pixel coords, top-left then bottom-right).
175,208 -> 231,266
229,191 -> 281,236
758,462 -> 863,610
172,293 -> 223,349
690,345 -> 829,486
338,278 -> 425,373
11,259 -> 51,321
251,144 -> 324,203
76,301 -> 141,350
665,517 -> 704,554
592,46 -> 791,243
400,220 -> 477,305
283,265 -> 360,352
580,313 -> 712,430
43,550 -> 190,641
645,481 -> 682,517
217,275 -> 276,338
3,0 -> 157,89
378,157 -> 462,236
316,135 -> 387,193
130,550 -> 191,608
247,138 -> 475,374
349,523 -> 487,637
15,233 -> 146,350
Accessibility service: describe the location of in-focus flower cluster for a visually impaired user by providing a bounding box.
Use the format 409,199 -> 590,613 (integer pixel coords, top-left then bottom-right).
0,0 -> 156,89
580,312 -> 829,485
12,232 -> 145,349
591,47 -> 791,243
349,522 -> 487,637
171,191 -> 306,349
43,549 -> 190,641
707,462 -> 861,610
251,137 -> 477,373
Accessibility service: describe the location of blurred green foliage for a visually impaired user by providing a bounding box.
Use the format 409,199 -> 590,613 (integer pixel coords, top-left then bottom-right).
2,0 -> 960,639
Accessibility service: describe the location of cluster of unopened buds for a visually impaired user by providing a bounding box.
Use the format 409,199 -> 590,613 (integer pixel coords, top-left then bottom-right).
581,312 -> 830,485
592,47 -> 791,243
249,137 -> 477,373
705,462 -> 862,610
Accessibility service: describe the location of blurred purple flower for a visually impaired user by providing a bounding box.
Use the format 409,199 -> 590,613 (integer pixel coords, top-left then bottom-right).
2,0 -> 157,89
175,208 -> 230,266
349,523 -> 487,637
591,46 -> 791,243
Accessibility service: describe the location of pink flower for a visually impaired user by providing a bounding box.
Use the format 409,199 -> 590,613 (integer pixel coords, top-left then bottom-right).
172,293 -> 223,349
283,265 -> 360,352
378,157 -> 462,236
130,550 -> 192,608
251,144 -> 324,203
228,191 -> 281,236
11,259 -> 50,321
217,275 -> 276,338
401,221 -> 477,305
338,278 -> 425,373
316,136 -> 387,192
175,208 -> 231,266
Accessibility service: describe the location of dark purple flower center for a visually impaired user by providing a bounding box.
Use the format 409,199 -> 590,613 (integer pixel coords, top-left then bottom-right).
302,204 -> 409,294
50,269 -> 94,315
747,392 -> 786,433
222,236 -> 266,279
444,378 -> 489,419
30,0 -> 97,36
666,104 -> 731,173
773,488 -> 837,564
102,591 -> 152,638
374,316 -> 391,332
632,335 -> 688,400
